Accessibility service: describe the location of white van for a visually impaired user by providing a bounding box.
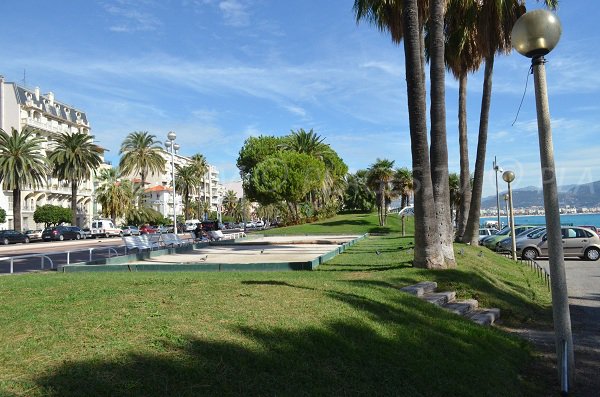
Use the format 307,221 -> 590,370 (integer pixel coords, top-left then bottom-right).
90,219 -> 123,238
184,219 -> 201,232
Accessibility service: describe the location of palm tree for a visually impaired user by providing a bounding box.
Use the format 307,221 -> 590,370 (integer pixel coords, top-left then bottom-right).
448,172 -> 461,225
222,190 -> 238,216
95,168 -> 134,223
0,127 -> 48,231
393,167 -> 413,209
48,132 -> 102,226
355,0 -> 445,268
190,153 -> 209,216
443,0 -> 482,239
175,164 -> 200,219
279,129 -> 327,157
119,131 -> 166,191
367,159 -> 395,226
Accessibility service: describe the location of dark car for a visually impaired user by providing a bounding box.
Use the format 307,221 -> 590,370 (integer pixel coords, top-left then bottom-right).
42,226 -> 84,241
0,230 -> 29,245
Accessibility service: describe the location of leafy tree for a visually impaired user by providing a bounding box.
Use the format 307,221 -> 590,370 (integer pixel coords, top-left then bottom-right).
222,190 -> 238,216
248,151 -> 325,221
0,208 -> 5,224
237,135 -> 285,174
0,127 -> 48,232
125,207 -> 169,227
33,205 -> 72,228
48,132 -> 102,226
190,153 -> 209,215
119,132 -> 166,190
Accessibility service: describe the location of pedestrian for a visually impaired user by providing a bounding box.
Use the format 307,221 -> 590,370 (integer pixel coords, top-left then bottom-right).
194,223 -> 203,241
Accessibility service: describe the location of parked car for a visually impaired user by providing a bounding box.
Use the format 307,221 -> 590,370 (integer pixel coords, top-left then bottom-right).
139,224 -> 158,234
481,225 -> 538,250
255,220 -> 265,229
90,219 -> 123,238
580,225 -> 599,234
24,229 -> 43,242
82,228 -> 92,239
478,228 -> 498,243
155,225 -> 170,234
41,226 -> 83,241
121,226 -> 141,236
0,230 -> 29,245
517,226 -> 600,261
498,227 -> 546,252
67,226 -> 87,239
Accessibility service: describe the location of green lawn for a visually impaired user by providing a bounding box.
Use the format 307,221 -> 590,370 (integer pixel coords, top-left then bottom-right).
0,212 -> 555,396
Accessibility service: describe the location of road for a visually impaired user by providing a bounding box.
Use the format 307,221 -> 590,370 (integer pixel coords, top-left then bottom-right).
0,237 -> 126,274
536,258 -> 600,396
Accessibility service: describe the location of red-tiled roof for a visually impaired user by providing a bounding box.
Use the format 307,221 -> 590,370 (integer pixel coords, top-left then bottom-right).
144,186 -> 172,193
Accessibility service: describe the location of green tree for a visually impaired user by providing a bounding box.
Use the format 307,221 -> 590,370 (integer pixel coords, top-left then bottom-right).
249,151 -> 325,221
0,208 -> 5,224
119,132 -> 166,190
0,127 -> 48,232
48,132 -> 102,226
237,135 -> 285,174
344,170 -> 375,212
393,167 -> 413,209
95,168 -> 134,223
222,190 -> 238,216
190,153 -> 209,216
367,159 -> 395,226
448,172 -> 461,225
33,204 -> 72,228
175,164 -> 200,219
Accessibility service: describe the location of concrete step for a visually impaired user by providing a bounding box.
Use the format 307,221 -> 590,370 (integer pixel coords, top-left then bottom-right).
399,281 -> 437,297
443,299 -> 478,316
422,291 -> 456,306
466,308 -> 501,326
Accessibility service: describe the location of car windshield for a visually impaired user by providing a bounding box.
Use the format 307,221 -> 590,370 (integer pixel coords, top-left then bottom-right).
527,228 -> 546,238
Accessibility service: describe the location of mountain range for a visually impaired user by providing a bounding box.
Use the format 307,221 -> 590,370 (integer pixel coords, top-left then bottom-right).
481,180 -> 600,209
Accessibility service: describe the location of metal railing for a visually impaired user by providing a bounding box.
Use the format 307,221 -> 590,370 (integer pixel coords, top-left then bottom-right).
0,254 -> 54,274
0,246 -> 122,274
498,250 -> 551,290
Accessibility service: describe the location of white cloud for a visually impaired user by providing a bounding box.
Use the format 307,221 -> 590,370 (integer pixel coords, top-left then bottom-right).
102,1 -> 161,32
218,0 -> 250,27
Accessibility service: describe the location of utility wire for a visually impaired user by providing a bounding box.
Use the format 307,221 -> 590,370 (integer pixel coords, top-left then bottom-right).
512,64 -> 534,126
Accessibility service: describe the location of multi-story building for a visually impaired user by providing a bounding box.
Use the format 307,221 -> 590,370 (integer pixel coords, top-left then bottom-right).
142,150 -> 224,220
0,76 -> 104,230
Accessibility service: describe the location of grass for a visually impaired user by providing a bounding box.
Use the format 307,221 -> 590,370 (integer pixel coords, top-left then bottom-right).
0,212 -> 555,396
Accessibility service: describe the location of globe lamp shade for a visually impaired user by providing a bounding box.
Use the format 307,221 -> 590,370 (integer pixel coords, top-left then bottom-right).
167,131 -> 177,141
503,170 -> 516,183
512,9 -> 561,58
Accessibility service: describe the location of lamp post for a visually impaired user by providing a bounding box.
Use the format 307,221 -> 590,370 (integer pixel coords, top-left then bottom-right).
239,171 -> 245,230
165,131 -> 179,233
502,171 -> 517,261
503,193 -> 510,230
493,156 -> 503,230
512,9 -> 573,392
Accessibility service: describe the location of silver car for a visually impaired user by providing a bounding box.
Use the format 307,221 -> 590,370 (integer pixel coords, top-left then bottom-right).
498,227 -> 546,252
517,226 -> 600,261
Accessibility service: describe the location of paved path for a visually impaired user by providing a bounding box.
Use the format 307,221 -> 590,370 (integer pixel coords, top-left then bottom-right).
535,258 -> 600,396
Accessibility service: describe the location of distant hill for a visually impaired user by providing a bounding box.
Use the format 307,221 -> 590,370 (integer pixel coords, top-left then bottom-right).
481,180 -> 600,209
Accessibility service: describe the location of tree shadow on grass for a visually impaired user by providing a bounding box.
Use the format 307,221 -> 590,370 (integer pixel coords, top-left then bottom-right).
32,285 -> 550,397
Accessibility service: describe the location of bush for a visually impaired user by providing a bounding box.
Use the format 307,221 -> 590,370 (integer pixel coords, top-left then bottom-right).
34,205 -> 72,228
0,207 -> 5,224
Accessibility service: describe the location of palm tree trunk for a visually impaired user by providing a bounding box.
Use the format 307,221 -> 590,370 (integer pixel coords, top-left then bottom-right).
12,188 -> 21,231
457,73 -> 471,240
403,0 -> 444,269
379,182 -> 385,226
71,180 -> 78,226
428,0 -> 455,268
463,56 -> 494,245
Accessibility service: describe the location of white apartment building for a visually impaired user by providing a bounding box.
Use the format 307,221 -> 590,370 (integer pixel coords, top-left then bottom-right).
142,150 -> 224,220
0,76 -> 103,230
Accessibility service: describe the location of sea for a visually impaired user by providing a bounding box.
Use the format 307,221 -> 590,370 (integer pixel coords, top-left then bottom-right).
480,213 -> 600,228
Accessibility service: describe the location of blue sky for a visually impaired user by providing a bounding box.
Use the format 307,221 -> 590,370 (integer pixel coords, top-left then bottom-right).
0,0 -> 598,198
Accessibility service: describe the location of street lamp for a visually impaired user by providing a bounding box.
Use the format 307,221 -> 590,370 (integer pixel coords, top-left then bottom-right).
503,193 -> 510,229
165,131 -> 179,233
493,156 -> 504,230
512,9 -> 573,392
502,170 -> 517,261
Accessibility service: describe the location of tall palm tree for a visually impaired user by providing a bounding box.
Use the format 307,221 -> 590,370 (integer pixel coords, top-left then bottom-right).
190,153 -> 209,216
279,129 -> 327,157
443,0 -> 482,239
355,0 -> 445,268
0,127 -> 48,231
119,131 -> 166,191
174,164 -> 200,219
367,159 -> 395,226
48,132 -> 102,226
448,172 -> 461,225
222,190 -> 238,216
95,168 -> 134,223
